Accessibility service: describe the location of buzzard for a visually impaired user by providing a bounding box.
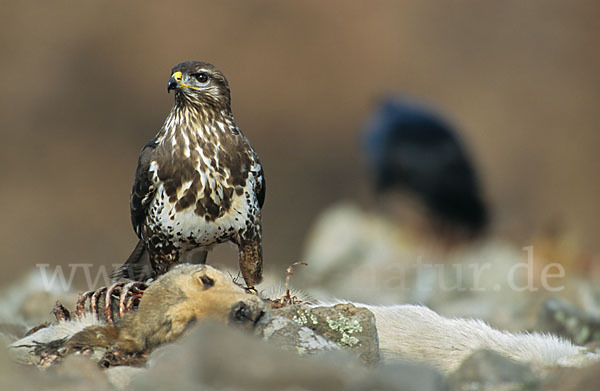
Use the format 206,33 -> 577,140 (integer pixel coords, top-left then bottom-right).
114,61 -> 265,287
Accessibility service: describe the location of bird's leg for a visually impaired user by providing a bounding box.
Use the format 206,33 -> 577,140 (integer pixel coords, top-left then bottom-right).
148,240 -> 179,277
238,240 -> 263,288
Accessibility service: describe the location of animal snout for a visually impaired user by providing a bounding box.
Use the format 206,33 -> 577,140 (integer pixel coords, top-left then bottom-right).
231,301 -> 252,322
229,299 -> 266,326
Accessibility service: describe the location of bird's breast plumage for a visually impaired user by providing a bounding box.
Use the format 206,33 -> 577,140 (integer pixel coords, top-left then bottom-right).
141,108 -> 263,249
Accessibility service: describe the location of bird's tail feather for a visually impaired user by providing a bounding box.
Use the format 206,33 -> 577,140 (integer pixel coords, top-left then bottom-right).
111,239 -> 154,281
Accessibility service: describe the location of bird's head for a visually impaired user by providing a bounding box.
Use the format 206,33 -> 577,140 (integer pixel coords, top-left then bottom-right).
167,61 -> 231,109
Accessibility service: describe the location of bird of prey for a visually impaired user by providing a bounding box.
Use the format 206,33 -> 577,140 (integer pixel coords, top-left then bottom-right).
114,61 -> 265,287
364,97 -> 487,238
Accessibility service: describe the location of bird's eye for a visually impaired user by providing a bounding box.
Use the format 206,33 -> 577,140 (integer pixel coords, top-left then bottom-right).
193,72 -> 209,83
199,274 -> 215,288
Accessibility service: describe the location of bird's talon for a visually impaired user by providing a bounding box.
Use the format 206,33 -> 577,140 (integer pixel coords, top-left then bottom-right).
245,286 -> 258,295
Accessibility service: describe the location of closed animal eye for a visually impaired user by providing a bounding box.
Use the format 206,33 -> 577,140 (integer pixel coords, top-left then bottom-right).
200,274 -> 215,288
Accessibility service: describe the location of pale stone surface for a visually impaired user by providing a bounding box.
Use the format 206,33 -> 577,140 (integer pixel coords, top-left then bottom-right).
449,349 -> 537,391
269,303 -> 380,364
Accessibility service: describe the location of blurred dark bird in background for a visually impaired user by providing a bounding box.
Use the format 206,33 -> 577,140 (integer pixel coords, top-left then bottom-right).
364,98 -> 488,240
113,61 -> 265,287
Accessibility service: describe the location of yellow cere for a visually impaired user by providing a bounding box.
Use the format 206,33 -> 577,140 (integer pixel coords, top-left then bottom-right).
171,71 -> 183,81
171,71 -> 201,91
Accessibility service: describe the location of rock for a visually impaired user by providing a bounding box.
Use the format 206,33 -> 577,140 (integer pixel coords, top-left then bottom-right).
539,362 -> 600,390
105,366 -> 147,390
0,346 -> 114,391
134,322 -> 350,390
376,362 -> 447,391
449,349 -> 538,391
131,321 -> 444,391
270,303 -> 380,364
53,355 -> 112,389
257,315 -> 341,355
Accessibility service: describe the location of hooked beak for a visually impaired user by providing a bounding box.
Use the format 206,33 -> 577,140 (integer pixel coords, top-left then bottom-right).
167,71 -> 182,93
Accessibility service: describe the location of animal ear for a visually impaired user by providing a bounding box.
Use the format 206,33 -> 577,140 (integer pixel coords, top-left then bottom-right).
198,274 -> 215,288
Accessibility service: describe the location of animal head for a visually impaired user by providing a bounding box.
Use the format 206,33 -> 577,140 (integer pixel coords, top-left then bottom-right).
140,264 -> 266,329
167,61 -> 231,110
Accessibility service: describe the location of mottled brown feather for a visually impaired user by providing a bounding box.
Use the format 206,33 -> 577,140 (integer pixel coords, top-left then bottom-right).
115,61 -> 265,287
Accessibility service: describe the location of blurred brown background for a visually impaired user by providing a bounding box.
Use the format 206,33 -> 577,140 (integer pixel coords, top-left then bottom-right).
0,1 -> 598,287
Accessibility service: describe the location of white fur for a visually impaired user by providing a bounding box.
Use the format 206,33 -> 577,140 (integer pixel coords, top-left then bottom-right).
8,314 -> 102,366
320,300 -> 599,373
10,313 -> 101,348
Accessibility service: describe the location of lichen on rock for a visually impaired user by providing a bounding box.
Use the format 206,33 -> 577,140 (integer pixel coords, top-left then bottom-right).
267,303 -> 380,365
